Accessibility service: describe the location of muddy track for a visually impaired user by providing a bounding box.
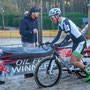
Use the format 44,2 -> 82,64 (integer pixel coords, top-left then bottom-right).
0,37 -> 90,90
0,72 -> 90,90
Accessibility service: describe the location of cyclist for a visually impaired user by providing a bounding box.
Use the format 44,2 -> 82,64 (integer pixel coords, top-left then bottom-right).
48,8 -> 90,82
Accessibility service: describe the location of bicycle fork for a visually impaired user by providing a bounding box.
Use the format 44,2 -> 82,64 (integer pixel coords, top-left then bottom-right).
46,50 -> 71,75
47,59 -> 55,75
46,53 -> 88,75
46,51 -> 59,75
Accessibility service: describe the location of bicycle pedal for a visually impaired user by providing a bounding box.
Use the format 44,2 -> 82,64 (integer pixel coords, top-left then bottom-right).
62,67 -> 68,71
72,68 -> 80,71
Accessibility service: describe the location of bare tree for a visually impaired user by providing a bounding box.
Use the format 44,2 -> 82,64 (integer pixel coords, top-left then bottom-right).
38,0 -> 43,43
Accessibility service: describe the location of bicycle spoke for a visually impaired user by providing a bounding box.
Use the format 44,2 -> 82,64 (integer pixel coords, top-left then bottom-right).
34,57 -> 62,87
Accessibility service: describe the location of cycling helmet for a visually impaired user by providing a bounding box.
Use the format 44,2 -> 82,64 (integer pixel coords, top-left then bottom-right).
49,8 -> 61,16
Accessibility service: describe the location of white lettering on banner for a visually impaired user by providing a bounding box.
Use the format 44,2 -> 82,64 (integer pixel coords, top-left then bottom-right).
25,65 -> 31,71
32,57 -> 44,64
12,64 -> 36,73
12,57 -> 45,73
16,59 -> 30,66
12,66 -> 21,73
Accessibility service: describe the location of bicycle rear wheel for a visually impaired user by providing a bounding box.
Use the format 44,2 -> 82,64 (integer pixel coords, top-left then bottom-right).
75,53 -> 90,78
34,56 -> 62,87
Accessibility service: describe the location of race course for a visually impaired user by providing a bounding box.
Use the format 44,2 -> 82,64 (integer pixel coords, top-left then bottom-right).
0,72 -> 90,90
0,37 -> 90,90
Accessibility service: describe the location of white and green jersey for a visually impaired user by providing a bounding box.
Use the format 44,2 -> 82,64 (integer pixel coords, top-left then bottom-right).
51,17 -> 86,45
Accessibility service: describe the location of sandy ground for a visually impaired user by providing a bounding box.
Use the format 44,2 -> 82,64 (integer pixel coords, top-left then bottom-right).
0,37 -> 57,45
0,37 -> 90,90
0,72 -> 90,90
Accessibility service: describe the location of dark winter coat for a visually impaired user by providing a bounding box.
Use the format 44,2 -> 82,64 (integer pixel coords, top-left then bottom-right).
19,14 -> 38,43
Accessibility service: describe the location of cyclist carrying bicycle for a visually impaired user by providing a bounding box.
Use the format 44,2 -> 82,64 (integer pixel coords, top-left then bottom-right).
47,8 -> 90,82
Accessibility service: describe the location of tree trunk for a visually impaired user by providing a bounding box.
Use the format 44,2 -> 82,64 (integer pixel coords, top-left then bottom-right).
62,0 -> 65,16
38,0 -> 43,43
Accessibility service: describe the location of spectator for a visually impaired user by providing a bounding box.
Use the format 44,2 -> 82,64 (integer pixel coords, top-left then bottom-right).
19,7 -> 40,78
20,7 -> 40,49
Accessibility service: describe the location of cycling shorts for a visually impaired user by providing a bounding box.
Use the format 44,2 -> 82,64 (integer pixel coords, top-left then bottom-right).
72,40 -> 86,57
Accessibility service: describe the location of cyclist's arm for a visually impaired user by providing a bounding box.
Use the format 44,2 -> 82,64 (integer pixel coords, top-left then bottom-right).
57,33 -> 71,46
51,27 -> 63,45
57,19 -> 71,46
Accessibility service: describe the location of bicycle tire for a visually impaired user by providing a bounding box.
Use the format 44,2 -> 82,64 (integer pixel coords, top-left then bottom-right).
34,56 -> 62,87
75,50 -> 90,78
75,70 -> 86,79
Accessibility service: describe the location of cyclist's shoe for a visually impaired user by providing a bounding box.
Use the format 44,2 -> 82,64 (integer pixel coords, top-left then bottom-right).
84,67 -> 90,75
86,75 -> 90,82
0,81 -> 5,84
84,67 -> 90,82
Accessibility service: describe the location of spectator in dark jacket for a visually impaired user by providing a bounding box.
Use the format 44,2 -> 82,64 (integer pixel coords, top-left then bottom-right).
19,7 -> 40,78
19,7 -> 40,49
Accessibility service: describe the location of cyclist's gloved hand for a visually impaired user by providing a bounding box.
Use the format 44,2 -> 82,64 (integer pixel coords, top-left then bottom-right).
53,44 -> 59,47
53,43 -> 62,48
45,42 -> 51,45
52,44 -> 58,49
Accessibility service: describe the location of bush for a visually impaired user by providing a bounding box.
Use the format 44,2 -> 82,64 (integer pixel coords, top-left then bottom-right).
42,12 -> 51,29
0,13 -> 21,27
6,14 -> 21,27
42,12 -> 58,30
42,12 -> 88,29
0,12 -> 88,29
66,12 -> 88,28
12,18 -> 20,27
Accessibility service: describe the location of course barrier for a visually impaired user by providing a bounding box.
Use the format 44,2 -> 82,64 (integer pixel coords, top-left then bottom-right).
0,30 -> 66,37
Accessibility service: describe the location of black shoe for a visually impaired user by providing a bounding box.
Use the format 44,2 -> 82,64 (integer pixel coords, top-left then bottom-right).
0,81 -> 5,84
24,73 -> 33,79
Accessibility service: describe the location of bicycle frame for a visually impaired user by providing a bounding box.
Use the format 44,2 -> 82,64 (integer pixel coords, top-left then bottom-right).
47,47 -> 87,75
34,42 -> 90,88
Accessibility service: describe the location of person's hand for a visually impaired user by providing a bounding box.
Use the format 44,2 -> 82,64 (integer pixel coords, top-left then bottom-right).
33,29 -> 38,33
35,42 -> 38,47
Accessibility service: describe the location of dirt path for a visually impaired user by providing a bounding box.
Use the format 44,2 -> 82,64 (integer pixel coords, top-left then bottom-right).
0,72 -> 90,90
0,37 -> 90,90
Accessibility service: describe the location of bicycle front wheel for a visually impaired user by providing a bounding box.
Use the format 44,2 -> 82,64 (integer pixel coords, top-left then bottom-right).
34,56 -> 62,88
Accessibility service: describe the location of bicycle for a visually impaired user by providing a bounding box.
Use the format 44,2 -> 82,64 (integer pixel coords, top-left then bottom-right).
34,44 -> 90,87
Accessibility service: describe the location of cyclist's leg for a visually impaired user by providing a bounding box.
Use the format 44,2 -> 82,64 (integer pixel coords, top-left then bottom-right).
70,41 -> 90,81
70,54 -> 84,69
80,41 -> 90,82
70,41 -> 85,69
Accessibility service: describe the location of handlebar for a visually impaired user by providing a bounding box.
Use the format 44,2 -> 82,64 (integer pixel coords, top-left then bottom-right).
38,42 -> 50,51
38,42 -> 59,51
38,42 -> 70,51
